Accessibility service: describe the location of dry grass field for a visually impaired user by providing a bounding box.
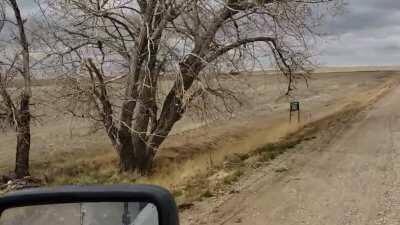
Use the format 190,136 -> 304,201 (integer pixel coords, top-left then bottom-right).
1,69 -> 399,198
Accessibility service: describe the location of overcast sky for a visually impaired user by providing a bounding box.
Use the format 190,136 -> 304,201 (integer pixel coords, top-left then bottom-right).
319,0 -> 400,66
18,0 -> 400,67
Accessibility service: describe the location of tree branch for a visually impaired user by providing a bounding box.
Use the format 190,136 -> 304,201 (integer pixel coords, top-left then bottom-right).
85,58 -> 118,146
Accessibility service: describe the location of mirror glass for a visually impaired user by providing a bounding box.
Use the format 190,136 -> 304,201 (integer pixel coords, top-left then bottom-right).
0,202 -> 158,225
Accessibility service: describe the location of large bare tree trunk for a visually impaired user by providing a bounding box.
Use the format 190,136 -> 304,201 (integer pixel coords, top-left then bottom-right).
117,142 -> 137,172
15,94 -> 30,178
9,0 -> 31,179
116,23 -> 162,174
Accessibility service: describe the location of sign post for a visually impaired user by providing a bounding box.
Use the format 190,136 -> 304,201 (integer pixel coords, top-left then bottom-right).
290,101 -> 300,123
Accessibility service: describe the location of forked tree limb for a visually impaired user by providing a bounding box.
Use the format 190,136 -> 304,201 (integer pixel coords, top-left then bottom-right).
84,59 -> 118,147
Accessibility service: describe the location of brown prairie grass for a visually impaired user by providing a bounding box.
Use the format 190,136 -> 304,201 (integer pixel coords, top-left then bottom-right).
30,101 -> 371,206
15,71 -> 399,206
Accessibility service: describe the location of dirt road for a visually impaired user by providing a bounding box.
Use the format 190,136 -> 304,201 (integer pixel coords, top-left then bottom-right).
182,82 -> 400,224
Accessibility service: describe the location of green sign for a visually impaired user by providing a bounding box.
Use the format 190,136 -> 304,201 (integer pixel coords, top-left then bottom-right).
290,101 -> 300,112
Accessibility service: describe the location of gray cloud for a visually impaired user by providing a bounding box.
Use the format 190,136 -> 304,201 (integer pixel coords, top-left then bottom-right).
19,0 -> 37,16
323,1 -> 400,34
317,0 -> 400,66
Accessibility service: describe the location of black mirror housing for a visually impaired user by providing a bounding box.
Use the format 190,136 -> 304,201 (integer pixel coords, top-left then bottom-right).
0,184 -> 179,225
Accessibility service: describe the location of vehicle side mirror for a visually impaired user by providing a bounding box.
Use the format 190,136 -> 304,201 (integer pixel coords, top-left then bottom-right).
0,185 -> 179,225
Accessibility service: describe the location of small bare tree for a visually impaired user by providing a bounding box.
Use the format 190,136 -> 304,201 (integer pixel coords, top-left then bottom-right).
39,0 -> 343,174
0,0 -> 32,179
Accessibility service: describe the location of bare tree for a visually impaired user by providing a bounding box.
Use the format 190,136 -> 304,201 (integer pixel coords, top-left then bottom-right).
39,0 -> 343,174
0,0 -> 32,179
